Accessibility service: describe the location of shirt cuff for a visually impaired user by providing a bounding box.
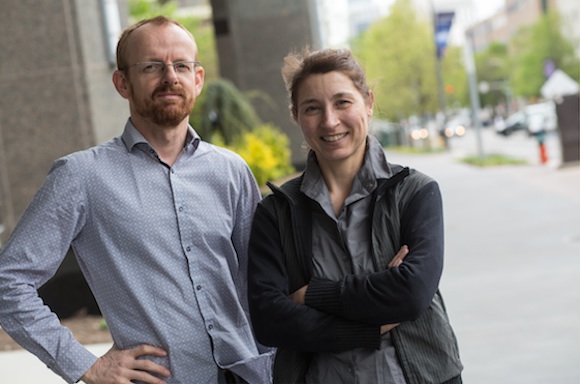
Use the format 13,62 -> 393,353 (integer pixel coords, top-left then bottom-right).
49,341 -> 98,384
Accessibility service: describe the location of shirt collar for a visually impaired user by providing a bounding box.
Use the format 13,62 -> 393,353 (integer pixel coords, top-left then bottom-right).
301,134 -> 393,197
120,119 -> 200,154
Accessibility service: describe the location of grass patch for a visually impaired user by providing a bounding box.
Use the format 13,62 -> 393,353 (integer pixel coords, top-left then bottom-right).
461,153 -> 528,167
387,145 -> 445,154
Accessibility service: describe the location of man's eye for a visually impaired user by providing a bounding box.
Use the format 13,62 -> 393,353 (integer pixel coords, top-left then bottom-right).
142,63 -> 161,73
174,63 -> 191,72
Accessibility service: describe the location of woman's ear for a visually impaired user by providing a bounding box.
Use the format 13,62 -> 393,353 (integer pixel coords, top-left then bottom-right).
367,90 -> 375,118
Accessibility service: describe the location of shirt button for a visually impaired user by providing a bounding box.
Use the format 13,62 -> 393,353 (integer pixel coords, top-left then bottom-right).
196,285 -> 202,290
208,325 -> 213,330
186,246 -> 191,252
178,206 -> 184,212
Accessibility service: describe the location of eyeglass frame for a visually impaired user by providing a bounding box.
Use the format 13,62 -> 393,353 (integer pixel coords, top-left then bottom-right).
121,61 -> 201,76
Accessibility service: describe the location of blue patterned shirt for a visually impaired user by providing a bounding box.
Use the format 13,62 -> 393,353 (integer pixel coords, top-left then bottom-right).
0,120 -> 274,383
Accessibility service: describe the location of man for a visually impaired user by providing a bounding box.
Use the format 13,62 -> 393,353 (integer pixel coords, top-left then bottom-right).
0,16 -> 273,384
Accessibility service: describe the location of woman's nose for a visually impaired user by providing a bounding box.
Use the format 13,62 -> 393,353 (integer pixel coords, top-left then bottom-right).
321,108 -> 339,127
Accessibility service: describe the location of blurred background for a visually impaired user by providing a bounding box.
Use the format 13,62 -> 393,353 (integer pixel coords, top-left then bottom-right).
0,0 -> 578,383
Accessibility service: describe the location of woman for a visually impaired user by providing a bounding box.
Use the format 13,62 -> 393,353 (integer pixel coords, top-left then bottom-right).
248,48 -> 462,384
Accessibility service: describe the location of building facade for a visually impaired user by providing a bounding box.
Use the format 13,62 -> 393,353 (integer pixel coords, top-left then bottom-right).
467,0 -> 579,55
0,0 -> 128,246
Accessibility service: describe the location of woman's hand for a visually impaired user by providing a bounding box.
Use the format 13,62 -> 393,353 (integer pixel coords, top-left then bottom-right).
289,285 -> 308,305
387,245 -> 409,269
290,245 -> 409,333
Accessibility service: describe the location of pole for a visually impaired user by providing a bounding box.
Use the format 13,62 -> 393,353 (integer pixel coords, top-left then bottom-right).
431,0 -> 449,149
464,30 -> 485,162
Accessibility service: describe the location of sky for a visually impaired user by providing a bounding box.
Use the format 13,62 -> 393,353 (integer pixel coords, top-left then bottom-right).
472,0 -> 505,22
431,0 -> 506,45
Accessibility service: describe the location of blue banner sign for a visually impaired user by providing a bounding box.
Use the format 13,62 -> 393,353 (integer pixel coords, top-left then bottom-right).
434,11 -> 455,59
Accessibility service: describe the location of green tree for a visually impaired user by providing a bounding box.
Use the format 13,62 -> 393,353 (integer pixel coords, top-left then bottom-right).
474,42 -> 510,107
441,45 -> 469,108
510,11 -> 579,98
197,78 -> 261,144
128,0 -> 178,21
352,0 -> 438,120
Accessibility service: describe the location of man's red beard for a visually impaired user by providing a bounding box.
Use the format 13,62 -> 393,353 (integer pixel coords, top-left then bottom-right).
136,85 -> 195,127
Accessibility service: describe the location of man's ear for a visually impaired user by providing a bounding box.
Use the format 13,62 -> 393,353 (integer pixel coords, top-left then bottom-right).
194,65 -> 205,97
112,70 -> 130,99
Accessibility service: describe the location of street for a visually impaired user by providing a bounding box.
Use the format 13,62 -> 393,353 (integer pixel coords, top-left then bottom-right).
389,126 -> 579,383
0,126 -> 578,383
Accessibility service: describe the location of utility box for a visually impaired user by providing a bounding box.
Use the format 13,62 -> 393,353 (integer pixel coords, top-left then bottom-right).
555,94 -> 580,165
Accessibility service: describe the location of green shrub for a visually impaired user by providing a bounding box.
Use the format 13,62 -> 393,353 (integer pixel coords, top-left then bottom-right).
216,124 -> 295,186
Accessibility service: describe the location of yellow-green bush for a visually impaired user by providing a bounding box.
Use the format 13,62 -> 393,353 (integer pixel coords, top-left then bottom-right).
216,124 -> 294,186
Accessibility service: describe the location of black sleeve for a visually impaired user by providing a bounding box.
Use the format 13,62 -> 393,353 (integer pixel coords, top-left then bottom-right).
247,202 -> 381,352
304,180 -> 445,325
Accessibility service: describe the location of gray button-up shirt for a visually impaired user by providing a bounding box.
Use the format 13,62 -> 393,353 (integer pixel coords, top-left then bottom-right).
0,120 -> 274,383
301,135 -> 407,384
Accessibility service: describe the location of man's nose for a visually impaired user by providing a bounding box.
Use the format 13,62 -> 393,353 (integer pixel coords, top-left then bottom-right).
161,64 -> 179,82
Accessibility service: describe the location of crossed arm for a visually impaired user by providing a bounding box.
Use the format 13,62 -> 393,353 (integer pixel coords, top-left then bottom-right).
288,245 -> 410,335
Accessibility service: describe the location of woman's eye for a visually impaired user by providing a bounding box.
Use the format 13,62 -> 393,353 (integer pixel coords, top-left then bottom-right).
304,106 -> 320,113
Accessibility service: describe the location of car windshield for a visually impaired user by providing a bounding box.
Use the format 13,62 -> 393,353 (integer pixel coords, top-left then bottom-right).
505,112 -> 523,125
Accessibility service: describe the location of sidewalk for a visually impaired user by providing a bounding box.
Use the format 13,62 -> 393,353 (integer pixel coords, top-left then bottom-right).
0,343 -> 112,383
389,129 -> 579,384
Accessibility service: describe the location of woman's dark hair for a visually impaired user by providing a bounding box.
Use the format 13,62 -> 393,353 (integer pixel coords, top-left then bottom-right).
281,48 -> 372,120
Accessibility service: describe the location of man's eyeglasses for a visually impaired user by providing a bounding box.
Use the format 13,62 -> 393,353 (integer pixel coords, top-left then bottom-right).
124,61 -> 201,76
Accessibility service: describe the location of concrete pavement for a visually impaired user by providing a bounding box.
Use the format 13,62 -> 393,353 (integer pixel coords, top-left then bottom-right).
0,127 -> 578,383
389,128 -> 579,384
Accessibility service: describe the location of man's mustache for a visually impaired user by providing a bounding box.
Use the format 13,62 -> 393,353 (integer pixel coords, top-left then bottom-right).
152,86 -> 186,98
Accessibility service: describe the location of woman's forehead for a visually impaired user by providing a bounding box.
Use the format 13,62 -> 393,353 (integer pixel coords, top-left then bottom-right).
297,72 -> 359,98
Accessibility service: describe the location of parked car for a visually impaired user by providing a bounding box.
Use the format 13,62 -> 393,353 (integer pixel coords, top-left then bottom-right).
496,102 -> 557,136
440,112 -> 471,138
496,111 -> 526,136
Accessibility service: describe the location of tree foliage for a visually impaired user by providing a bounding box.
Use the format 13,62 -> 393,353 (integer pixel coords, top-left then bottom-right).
509,11 -> 579,98
197,78 -> 261,144
351,0 -> 467,121
474,42 -> 510,107
217,124 -> 295,186
441,45 -> 469,108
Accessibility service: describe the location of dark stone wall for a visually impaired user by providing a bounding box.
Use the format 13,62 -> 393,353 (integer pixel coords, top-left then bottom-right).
210,0 -> 317,167
0,0 -> 128,244
0,0 -> 129,317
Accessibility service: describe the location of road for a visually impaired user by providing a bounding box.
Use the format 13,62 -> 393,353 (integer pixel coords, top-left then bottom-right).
0,126 -> 578,383
390,127 -> 579,384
